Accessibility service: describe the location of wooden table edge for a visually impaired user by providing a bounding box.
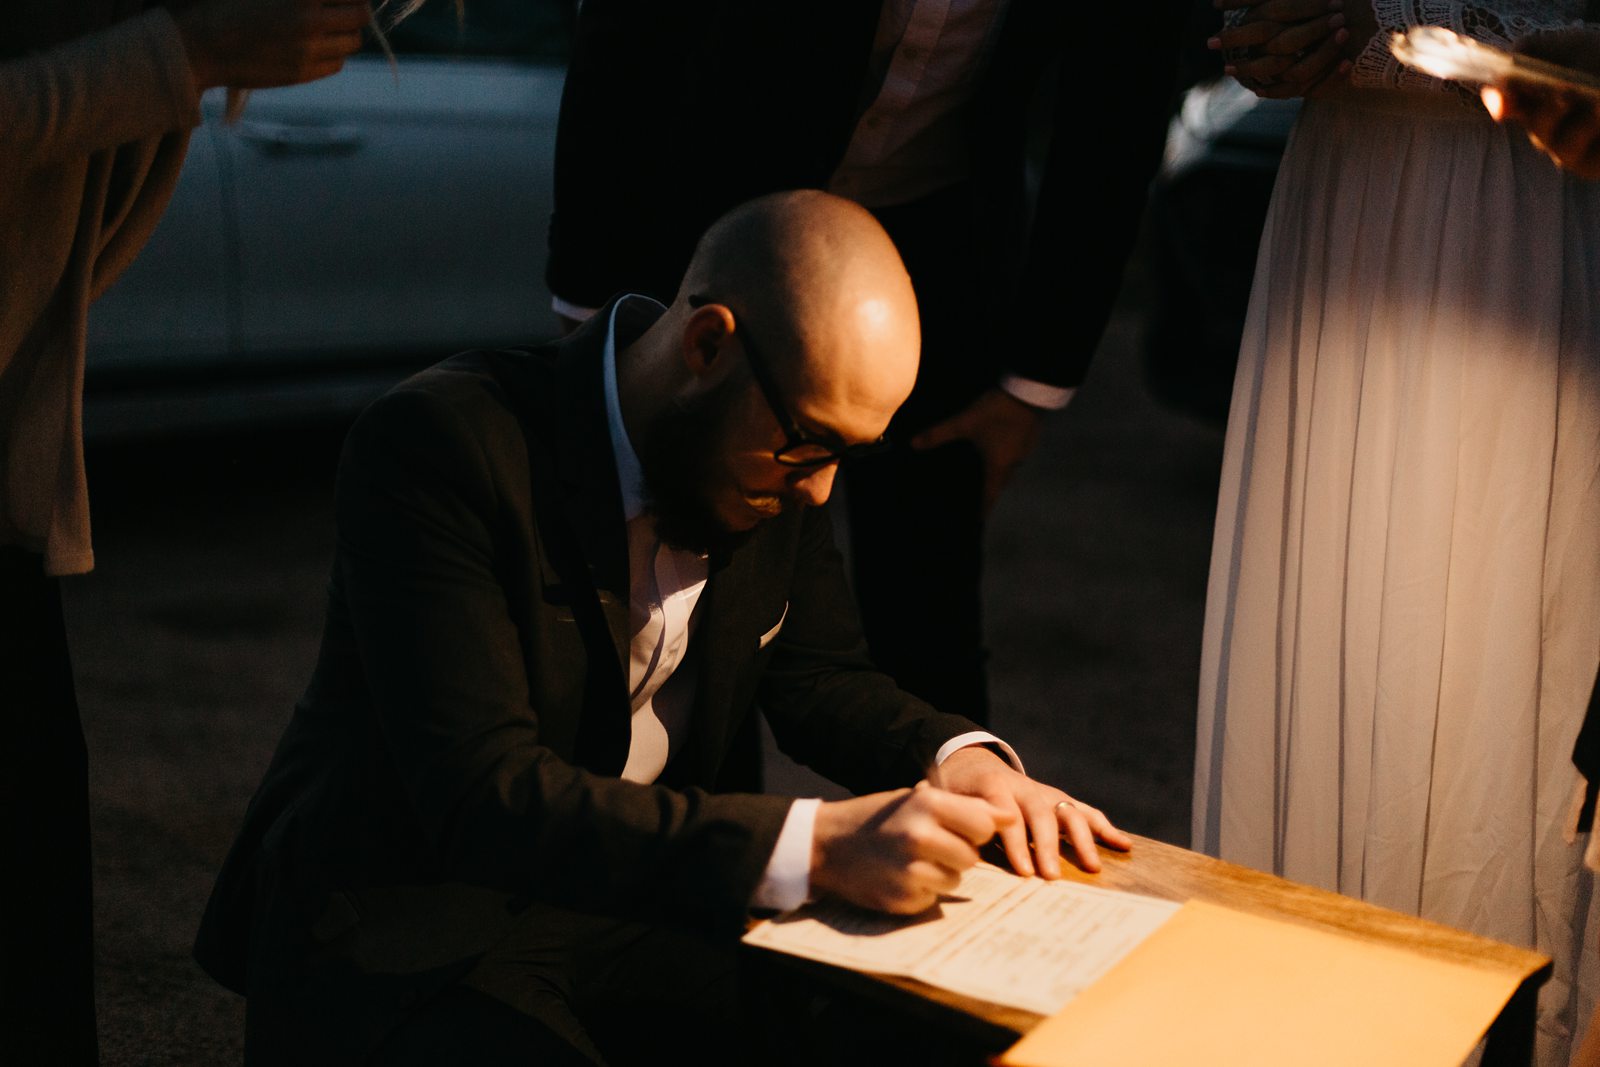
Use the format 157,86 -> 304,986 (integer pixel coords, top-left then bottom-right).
744,832 -> 1552,1044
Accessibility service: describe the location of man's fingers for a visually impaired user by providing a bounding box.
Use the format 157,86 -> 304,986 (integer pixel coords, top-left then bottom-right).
1027,803 -> 1064,880
1077,801 -> 1133,852
1057,804 -> 1104,874
908,830 -> 982,880
917,787 -> 1012,846
994,803 -> 1034,877
875,861 -> 963,914
890,794 -> 984,875
907,859 -> 964,897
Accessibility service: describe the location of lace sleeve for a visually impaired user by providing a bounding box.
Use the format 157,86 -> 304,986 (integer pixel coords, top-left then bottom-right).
1352,0 -> 1585,91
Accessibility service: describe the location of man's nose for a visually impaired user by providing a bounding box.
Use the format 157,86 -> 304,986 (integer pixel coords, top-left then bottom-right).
789,463 -> 838,506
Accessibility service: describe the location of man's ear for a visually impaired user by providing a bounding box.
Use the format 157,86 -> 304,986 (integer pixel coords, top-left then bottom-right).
681,302 -> 737,379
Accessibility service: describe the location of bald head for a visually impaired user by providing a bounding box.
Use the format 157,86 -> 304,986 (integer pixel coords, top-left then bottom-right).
616,191 -> 922,549
676,190 -> 921,432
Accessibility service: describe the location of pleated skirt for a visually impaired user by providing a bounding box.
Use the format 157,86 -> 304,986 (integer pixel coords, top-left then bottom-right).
1193,90 -> 1600,1063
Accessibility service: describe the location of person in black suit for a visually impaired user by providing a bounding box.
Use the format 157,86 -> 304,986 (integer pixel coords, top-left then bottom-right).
546,1 -> 1186,724
194,192 -> 1128,1066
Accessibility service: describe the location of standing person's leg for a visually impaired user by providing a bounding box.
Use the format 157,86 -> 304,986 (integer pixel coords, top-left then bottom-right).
0,547 -> 97,1064
845,186 -> 993,725
844,445 -> 987,722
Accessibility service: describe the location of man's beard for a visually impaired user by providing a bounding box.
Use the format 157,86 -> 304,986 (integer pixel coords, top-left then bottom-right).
636,382 -> 759,556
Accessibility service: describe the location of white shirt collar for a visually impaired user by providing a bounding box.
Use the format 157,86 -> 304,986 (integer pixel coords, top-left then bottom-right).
601,295 -> 666,524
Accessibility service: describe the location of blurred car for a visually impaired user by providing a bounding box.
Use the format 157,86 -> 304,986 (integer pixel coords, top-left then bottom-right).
1143,79 -> 1300,424
85,0 -> 573,438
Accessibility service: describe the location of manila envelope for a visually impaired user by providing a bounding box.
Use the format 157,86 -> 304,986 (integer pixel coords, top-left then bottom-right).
1000,899 -> 1523,1067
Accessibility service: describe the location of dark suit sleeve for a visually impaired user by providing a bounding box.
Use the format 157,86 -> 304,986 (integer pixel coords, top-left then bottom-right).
546,0 -> 882,312
546,0 -> 717,309
334,383 -> 790,936
756,506 -> 985,795
984,3 -> 1187,389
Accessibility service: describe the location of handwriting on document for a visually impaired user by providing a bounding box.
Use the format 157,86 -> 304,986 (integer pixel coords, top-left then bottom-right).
742,863 -> 1179,1016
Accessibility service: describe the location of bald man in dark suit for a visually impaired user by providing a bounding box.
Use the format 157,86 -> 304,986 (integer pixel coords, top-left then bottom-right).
195,192 -> 1129,1066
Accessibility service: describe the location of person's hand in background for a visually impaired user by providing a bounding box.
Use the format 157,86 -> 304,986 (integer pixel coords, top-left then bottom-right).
1210,0 -> 1365,99
1482,27 -> 1600,180
175,0 -> 371,92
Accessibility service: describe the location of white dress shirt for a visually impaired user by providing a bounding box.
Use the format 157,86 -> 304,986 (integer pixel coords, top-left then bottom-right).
828,0 -> 1008,211
602,295 -> 1022,912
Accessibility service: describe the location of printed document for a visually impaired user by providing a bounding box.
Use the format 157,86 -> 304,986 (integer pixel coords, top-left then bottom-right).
742,863 -> 1180,1015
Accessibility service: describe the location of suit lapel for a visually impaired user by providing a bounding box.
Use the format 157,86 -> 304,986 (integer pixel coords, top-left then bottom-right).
509,298 -> 790,785
680,523 -> 788,785
529,311 -> 632,661
549,348 -> 631,664
506,300 -> 663,773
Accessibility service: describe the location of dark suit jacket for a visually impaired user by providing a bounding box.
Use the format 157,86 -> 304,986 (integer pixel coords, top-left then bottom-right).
546,0 -> 1186,390
192,299 -> 981,1064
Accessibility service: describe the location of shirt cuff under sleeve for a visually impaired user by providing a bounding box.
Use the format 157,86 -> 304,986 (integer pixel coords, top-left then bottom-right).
934,731 -> 1025,776
999,374 -> 1075,412
552,294 -> 602,323
750,797 -> 821,913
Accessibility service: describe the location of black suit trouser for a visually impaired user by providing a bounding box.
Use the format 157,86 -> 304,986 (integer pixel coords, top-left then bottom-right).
0,547 -> 98,1065
364,904 -> 744,1067
844,184 -> 995,726
363,900 -> 1008,1067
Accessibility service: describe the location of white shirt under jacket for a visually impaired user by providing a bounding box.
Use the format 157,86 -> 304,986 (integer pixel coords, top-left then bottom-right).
600,296 -> 1020,911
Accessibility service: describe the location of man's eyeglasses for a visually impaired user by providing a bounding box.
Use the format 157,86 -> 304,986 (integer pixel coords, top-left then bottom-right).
688,295 -> 890,469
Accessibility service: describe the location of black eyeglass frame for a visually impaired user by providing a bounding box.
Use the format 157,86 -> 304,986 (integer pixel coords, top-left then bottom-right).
688,294 -> 891,468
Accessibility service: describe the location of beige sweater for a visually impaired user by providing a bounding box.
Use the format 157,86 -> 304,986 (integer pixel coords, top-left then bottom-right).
1,2 -> 200,575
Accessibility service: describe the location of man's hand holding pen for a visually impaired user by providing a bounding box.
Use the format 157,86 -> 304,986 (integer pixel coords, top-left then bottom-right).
808,749 -> 1131,915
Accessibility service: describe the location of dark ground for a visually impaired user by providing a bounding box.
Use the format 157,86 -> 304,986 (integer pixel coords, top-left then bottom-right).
65,256 -> 1227,1065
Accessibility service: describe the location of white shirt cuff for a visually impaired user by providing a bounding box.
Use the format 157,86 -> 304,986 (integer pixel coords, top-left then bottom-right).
551,294 -> 601,323
999,374 -> 1075,412
935,731 -> 1025,776
750,735 -> 1021,913
751,798 -> 821,913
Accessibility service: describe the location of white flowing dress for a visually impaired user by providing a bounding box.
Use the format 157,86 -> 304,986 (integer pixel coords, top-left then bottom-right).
1193,3 -> 1600,1061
